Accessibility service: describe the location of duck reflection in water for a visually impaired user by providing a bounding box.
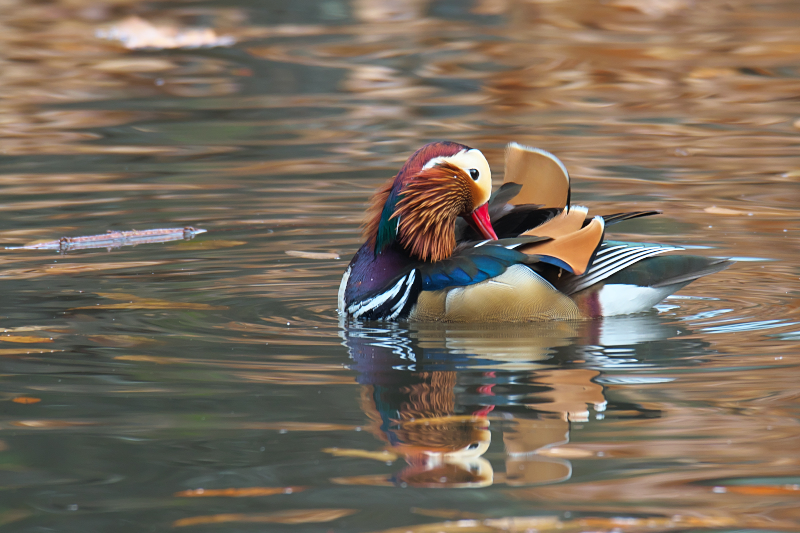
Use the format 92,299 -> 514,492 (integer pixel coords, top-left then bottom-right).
337,314 -> 701,488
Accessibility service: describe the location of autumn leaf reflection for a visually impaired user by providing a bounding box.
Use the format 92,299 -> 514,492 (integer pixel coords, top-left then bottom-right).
97,16 -> 235,50
11,397 -> 41,404
72,293 -> 226,311
365,514 -> 750,533
174,486 -> 304,497
173,508 -> 356,527
0,336 -> 53,344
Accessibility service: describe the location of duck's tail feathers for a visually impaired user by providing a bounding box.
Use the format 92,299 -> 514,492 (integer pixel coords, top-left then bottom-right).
650,257 -> 734,288
558,241 -> 681,295
567,253 -> 734,317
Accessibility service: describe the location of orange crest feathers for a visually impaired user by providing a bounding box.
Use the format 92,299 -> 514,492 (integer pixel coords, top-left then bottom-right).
394,163 -> 473,262
362,178 -> 394,243
360,142 -> 484,260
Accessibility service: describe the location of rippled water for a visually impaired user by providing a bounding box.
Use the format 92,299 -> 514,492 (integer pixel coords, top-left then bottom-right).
1,0 -> 799,531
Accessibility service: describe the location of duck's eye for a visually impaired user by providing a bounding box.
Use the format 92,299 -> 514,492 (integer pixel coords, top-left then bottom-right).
469,168 -> 480,181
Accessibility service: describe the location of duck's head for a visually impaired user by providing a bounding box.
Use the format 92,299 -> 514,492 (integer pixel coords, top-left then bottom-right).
390,416 -> 493,488
365,141 -> 497,262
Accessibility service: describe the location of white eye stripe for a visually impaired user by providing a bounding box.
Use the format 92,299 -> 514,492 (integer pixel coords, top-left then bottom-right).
422,153 -> 459,170
422,150 -> 489,177
420,147 -> 492,207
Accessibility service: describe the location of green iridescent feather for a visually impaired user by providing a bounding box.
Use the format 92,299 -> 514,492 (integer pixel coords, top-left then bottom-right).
374,188 -> 401,255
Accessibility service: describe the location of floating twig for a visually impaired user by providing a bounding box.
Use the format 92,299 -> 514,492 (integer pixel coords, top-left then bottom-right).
6,227 -> 206,253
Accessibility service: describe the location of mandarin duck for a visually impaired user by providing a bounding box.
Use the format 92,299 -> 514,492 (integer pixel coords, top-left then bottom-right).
338,141 -> 732,321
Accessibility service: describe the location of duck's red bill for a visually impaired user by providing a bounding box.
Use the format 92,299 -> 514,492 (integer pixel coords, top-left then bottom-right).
466,203 -> 498,240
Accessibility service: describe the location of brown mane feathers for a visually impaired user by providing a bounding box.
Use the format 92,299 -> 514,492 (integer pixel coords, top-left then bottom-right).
362,178 -> 393,243
361,142 -> 479,262
394,163 -> 472,262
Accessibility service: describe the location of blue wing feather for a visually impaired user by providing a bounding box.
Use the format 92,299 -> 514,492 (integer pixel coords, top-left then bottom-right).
421,244 -> 527,291
470,255 -> 508,277
448,267 -> 473,285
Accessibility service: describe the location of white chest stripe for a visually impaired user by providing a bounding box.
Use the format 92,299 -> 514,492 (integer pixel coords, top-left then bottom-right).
337,266 -> 351,315
349,274 -> 407,318
347,270 -> 417,319
387,270 -> 416,320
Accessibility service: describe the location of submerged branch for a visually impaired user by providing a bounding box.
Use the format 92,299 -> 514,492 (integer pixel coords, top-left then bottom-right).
6,227 -> 206,253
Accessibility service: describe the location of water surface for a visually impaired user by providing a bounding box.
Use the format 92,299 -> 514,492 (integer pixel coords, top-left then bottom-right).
1,0 -> 799,531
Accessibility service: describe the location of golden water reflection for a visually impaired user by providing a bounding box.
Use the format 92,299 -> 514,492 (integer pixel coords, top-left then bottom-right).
339,317 -> 800,529
337,319 -> 684,489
